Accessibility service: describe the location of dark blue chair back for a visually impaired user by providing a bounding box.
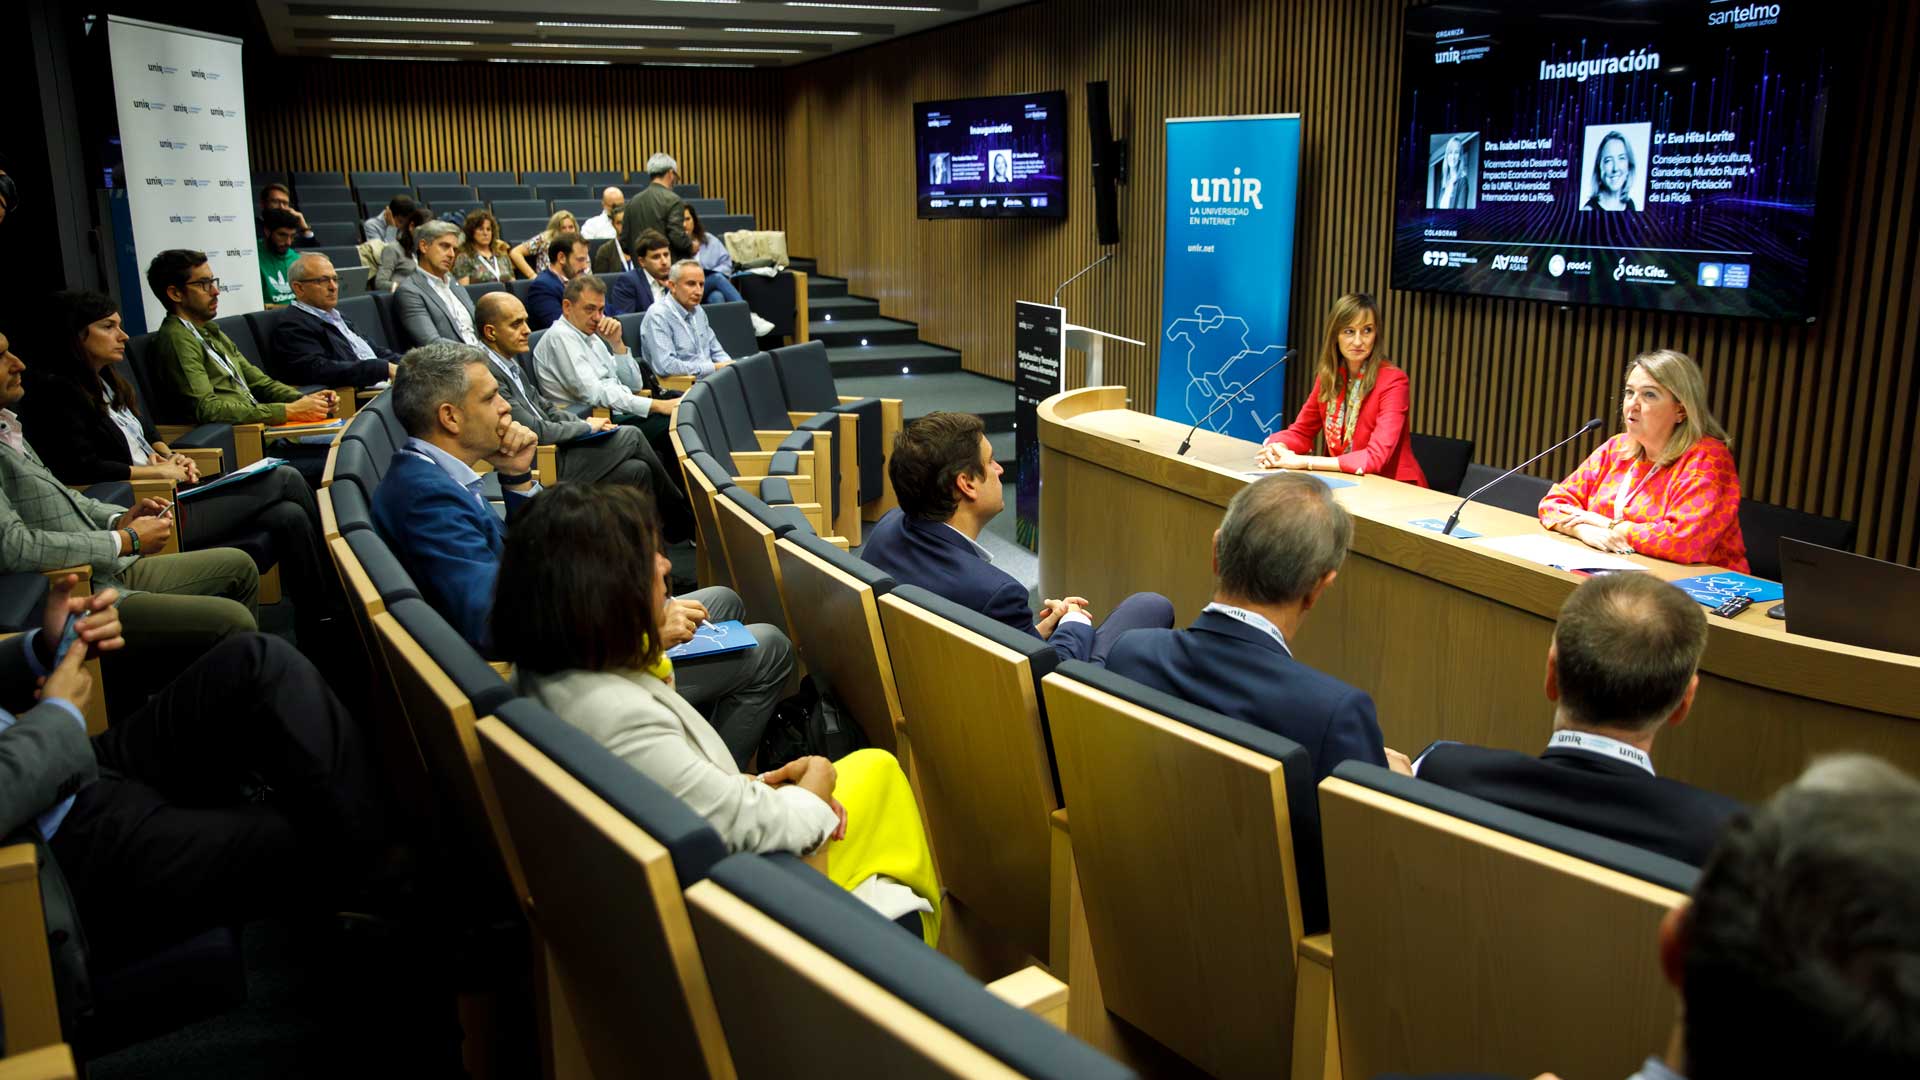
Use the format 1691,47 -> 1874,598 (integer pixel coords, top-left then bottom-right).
705,300 -> 757,359
347,528 -> 419,604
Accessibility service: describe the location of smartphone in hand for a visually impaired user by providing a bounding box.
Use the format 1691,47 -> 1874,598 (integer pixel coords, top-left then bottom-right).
51,612 -> 82,667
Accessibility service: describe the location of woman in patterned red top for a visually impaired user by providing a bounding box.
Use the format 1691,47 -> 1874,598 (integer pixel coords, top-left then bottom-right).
1254,293 -> 1429,486
1539,348 -> 1749,572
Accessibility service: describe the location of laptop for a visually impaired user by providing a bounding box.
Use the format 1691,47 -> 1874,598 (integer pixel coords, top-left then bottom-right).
1779,537 -> 1920,657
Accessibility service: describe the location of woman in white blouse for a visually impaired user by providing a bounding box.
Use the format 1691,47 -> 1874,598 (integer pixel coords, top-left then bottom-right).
494,483 -> 942,943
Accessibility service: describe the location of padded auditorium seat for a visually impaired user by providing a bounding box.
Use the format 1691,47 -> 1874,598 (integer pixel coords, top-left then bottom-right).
712,486 -> 817,633
1460,462 -> 1554,515
576,170 -> 626,187
772,532 -> 902,752
489,198 -> 550,221
734,350 -> 856,539
685,853 -> 1133,1080
1737,498 -> 1857,581
520,170 -> 573,187
348,170 -> 406,194
466,170 -> 517,187
478,185 -> 535,204
704,300 -> 758,359
535,184 -> 589,201
671,183 -> 702,199
416,184 -> 478,209
1410,433 -> 1474,497
409,170 -> 462,186
677,379 -> 812,496
309,221 -> 361,247
772,341 -> 890,505
300,202 -> 363,225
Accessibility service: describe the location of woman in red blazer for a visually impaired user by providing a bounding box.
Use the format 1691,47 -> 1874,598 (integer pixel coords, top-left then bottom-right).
1254,293 -> 1428,486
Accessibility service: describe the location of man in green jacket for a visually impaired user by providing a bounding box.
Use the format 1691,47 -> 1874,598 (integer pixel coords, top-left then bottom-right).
146,248 -> 336,483
620,152 -> 692,263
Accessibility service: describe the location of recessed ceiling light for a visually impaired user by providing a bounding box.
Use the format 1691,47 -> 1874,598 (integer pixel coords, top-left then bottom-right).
331,53 -> 460,61
656,0 -> 742,5
723,26 -> 861,36
326,14 -> 494,25
535,21 -> 685,31
785,2 -> 940,10
488,57 -> 613,65
329,36 -> 476,46
676,46 -> 804,54
511,41 -> 648,50
645,61 -> 758,68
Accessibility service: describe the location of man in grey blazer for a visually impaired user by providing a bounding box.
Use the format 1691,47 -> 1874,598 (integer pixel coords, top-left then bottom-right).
0,332 -> 257,705
0,575 -> 379,970
393,219 -> 481,350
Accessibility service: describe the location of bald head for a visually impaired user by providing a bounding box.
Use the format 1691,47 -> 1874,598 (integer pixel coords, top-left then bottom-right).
475,291 -> 532,357
287,253 -> 341,311
601,186 -> 625,214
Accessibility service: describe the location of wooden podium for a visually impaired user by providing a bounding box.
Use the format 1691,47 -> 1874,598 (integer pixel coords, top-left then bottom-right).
1036,385 -> 1920,803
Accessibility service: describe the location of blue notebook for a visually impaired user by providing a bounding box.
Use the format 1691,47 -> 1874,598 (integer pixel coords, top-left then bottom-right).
1669,572 -> 1784,607
665,620 -> 759,662
176,456 -> 288,501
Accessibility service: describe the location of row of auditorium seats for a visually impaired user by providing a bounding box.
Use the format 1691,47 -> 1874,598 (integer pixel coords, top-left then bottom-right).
654,403 -> 1701,1078
259,168 -> 701,196
313,385 -> 1122,1076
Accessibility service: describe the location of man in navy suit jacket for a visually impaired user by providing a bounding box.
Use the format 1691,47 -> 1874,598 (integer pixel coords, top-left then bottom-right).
1413,572 -> 1744,866
266,253 -> 399,388
861,411 -> 1172,664
1105,471 -> 1398,783
606,228 -> 671,318
371,342 -> 543,651
526,232 -> 591,332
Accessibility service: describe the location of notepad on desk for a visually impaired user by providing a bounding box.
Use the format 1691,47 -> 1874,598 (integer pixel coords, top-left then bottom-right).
1473,533 -> 1646,574
1669,572 -> 1784,607
665,620 -> 759,662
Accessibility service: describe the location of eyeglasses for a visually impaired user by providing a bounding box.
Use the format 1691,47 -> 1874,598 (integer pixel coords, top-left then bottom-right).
294,275 -> 340,287
186,277 -> 222,293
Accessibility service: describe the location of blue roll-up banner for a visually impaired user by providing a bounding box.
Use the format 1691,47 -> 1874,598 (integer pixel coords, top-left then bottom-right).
1155,114 -> 1303,443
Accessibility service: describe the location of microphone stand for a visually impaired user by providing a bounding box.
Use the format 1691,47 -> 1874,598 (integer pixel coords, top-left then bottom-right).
1053,251 -> 1114,307
1441,418 -> 1603,536
1176,349 -> 1294,456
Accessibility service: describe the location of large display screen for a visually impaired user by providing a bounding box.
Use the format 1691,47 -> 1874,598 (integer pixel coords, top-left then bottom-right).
1392,1 -> 1837,320
915,91 -> 1067,220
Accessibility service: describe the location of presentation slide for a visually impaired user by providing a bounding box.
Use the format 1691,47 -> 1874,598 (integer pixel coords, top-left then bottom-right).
1391,1 -> 1837,320
915,91 -> 1068,220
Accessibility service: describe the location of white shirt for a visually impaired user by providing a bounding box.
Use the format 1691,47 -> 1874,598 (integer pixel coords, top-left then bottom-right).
291,300 -> 379,361
421,270 -> 480,346
944,522 -> 1091,629
1202,601 -> 1291,655
533,316 -> 653,417
579,212 -> 618,241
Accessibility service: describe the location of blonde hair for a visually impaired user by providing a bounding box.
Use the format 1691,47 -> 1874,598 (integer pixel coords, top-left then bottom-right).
1626,348 -> 1730,465
1314,293 -> 1385,408
542,210 -> 577,242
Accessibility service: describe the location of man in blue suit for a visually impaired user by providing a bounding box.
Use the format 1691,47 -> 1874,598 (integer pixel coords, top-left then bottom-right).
371,341 -> 543,651
862,411 -> 1173,664
525,232 -> 590,332
1105,472 -> 1407,782
606,228 -> 670,318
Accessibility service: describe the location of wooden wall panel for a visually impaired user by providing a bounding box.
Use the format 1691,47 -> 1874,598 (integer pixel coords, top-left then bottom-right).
245,59 -> 790,227
781,0 -> 1920,566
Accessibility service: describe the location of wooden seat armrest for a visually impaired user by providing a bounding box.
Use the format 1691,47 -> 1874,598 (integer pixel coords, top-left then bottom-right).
732,476 -> 817,505
175,447 -> 223,472
1299,933 -> 1334,968
0,1043 -> 79,1079
659,375 -> 695,393
0,844 -> 62,1055
232,424 -> 266,467
986,966 -> 1069,1028
822,535 -> 850,550
331,386 -> 358,420
590,407 -> 611,420
39,567 -> 91,594
535,445 -> 558,486
731,449 -> 815,477
488,660 -> 514,678
355,387 -> 385,401
753,430 -> 800,452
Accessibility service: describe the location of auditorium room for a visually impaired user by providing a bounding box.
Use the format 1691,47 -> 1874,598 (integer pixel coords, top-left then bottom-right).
3,0 -> 1918,1076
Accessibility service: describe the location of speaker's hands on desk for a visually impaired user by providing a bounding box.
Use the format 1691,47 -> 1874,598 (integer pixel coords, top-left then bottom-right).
1567,521 -> 1635,556
1254,443 -> 1307,470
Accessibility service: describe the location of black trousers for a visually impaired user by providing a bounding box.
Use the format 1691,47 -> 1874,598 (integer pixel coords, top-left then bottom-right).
614,411 -> 695,542
49,634 -> 379,969
179,462 -> 343,641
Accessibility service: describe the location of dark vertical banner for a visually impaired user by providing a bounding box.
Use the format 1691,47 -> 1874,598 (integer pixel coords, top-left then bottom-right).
1014,300 -> 1065,551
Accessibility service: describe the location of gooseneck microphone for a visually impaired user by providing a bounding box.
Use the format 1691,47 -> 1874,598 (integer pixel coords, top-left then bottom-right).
1176,349 -> 1295,456
1441,417 -> 1604,536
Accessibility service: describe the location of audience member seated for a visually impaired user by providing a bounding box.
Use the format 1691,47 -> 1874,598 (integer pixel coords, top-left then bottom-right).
474,290 -> 691,541
257,208 -> 304,308
373,206 -> 433,294
268,254 -> 399,388
579,186 -> 625,241
257,182 -> 320,249
524,232 -> 589,332
1106,471 -> 1403,781
362,192 -> 416,246
1631,754 -> 1920,1080
145,249 -> 336,484
0,326 -> 257,701
0,574 -> 380,972
496,483 -> 938,939
509,210 -> 580,281
27,291 -> 344,654
371,343 -> 541,649
606,228 -> 672,318
394,220 -> 482,349
377,347 -> 770,747
453,209 -> 515,286
621,152 -> 692,261
682,204 -> 749,307
590,208 -> 630,276
638,260 -> 735,377
863,411 -> 1174,664
1540,348 -> 1749,571
1414,572 -> 1743,866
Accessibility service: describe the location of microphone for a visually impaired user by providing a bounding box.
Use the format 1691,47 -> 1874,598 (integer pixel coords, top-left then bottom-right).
1176,349 -> 1294,456
1441,417 -> 1604,536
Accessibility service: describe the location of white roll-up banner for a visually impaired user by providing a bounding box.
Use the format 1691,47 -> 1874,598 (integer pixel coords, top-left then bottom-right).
107,16 -> 259,332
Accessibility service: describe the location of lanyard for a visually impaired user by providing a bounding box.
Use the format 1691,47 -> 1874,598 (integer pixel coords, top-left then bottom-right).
479,254 -> 504,280
1548,729 -> 1654,776
1612,457 -> 1661,522
1203,602 -> 1290,655
188,323 -> 253,403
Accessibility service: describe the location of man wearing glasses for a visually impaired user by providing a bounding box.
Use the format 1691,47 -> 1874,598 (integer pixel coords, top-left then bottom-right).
266,253 -> 399,390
